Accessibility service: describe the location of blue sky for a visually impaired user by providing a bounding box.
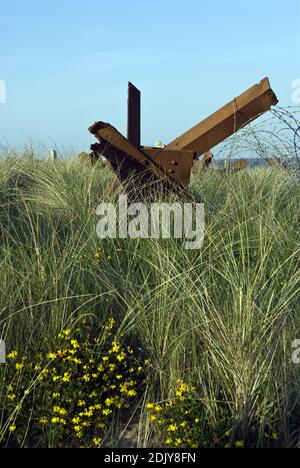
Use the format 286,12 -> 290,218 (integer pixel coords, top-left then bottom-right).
1,0 -> 300,154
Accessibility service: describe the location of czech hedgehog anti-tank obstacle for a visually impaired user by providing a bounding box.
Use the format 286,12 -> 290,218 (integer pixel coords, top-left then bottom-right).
88,78 -> 278,192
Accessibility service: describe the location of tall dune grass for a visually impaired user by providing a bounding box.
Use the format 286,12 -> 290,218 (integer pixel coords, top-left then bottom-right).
0,155 -> 299,447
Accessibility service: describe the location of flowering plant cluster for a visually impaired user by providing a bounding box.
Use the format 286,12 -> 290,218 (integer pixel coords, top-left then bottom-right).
146,381 -> 281,449
1,319 -> 146,448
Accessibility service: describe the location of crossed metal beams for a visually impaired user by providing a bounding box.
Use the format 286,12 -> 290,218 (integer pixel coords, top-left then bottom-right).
89,78 -> 278,191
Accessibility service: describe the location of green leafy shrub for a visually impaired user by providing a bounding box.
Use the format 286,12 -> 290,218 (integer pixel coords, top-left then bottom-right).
0,319 -> 146,448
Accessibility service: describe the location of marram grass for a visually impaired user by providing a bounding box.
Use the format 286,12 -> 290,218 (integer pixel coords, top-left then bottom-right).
0,155 -> 299,448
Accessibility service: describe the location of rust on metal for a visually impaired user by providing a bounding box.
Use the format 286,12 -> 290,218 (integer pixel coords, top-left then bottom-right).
166,78 -> 278,156
89,122 -> 194,189
229,158 -> 247,171
127,82 -> 141,148
266,156 -> 289,169
89,78 -> 278,192
141,147 -> 194,188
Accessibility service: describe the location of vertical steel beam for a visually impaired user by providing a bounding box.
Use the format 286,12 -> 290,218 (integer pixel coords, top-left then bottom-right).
127,82 -> 141,147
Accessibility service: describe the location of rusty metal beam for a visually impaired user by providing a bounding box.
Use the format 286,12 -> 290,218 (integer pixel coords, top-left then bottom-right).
89,78 -> 279,193
166,78 -> 278,156
127,82 -> 141,147
89,122 -> 194,189
229,158 -> 247,171
142,147 -> 194,188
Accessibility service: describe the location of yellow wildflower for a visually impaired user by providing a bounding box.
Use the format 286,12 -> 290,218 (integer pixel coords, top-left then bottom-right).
71,339 -> 79,349
47,353 -> 57,360
176,382 -> 190,397
39,418 -> 49,425
62,372 -> 71,383
146,403 -> 155,410
106,318 -> 116,331
111,341 -> 121,353
167,424 -> 178,432
51,417 -> 61,424
53,406 -> 67,416
235,440 -> 245,448
116,353 -> 125,362
95,250 -> 101,260
73,358 -> 82,365
93,438 -> 102,447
